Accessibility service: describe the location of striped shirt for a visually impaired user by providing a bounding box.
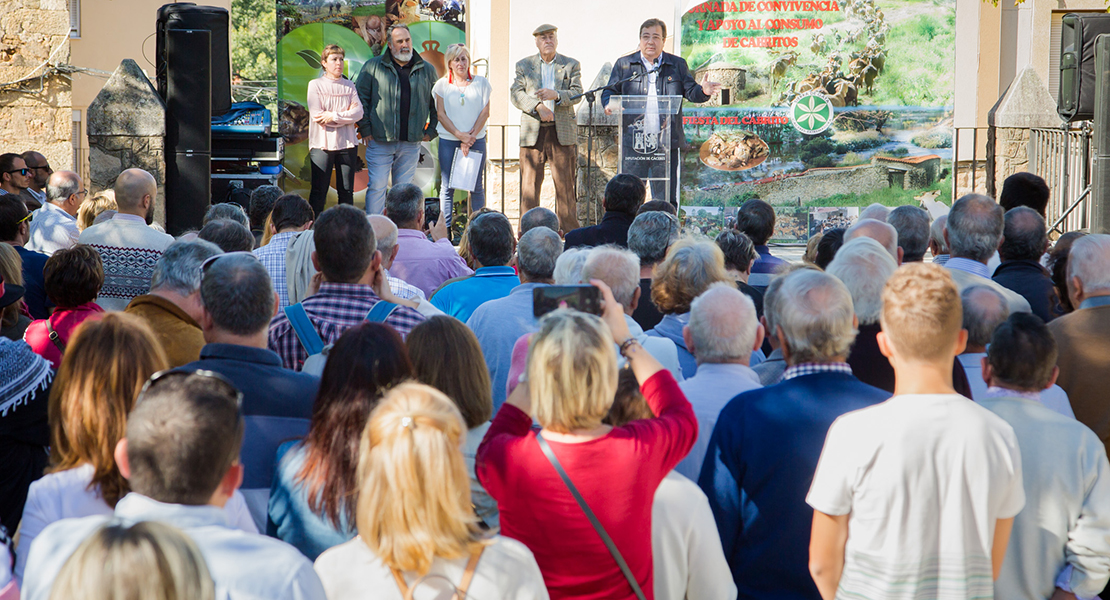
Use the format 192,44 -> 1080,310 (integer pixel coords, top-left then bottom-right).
268,282 -> 425,371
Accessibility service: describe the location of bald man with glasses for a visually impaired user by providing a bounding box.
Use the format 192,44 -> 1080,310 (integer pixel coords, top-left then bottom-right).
20,152 -> 52,209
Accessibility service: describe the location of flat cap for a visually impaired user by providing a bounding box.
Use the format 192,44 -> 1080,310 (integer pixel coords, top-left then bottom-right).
533,24 -> 557,36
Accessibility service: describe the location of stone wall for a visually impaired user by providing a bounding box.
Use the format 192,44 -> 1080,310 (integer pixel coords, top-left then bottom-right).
0,0 -> 72,169
87,60 -> 167,225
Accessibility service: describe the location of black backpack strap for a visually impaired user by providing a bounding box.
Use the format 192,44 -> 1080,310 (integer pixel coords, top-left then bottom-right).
535,433 -> 647,600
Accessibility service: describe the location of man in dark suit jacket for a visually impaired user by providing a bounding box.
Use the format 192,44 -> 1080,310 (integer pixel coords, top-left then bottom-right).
601,18 -> 720,204
564,174 -> 644,249
993,207 -> 1060,322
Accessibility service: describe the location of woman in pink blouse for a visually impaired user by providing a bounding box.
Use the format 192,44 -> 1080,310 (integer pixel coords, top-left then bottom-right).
307,44 -> 365,216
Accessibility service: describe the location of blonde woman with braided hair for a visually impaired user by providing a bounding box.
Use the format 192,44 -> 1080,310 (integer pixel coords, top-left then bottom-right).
313,382 -> 548,599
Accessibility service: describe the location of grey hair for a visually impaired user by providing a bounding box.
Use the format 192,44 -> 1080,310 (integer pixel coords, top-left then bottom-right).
203,203 -> 250,228
947,194 -> 1004,262
888,205 -> 930,262
199,253 -> 275,336
930,214 -> 949,253
46,172 -> 80,203
518,226 -> 563,280
776,269 -> 857,364
520,207 -> 560,236
859,203 -> 890,222
826,237 -> 897,325
580,245 -> 640,307
554,248 -> 591,285
150,239 -> 223,296
628,211 -> 679,266
368,214 -> 398,258
845,218 -> 898,262
689,283 -> 758,364
384,183 -> 423,226
961,285 -> 1009,348
1067,233 -> 1110,295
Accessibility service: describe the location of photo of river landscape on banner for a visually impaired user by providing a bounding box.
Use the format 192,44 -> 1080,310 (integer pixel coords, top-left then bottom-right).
677,0 -> 954,241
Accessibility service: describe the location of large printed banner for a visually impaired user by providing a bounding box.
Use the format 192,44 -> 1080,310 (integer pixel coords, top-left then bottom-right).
277,0 -> 466,203
677,0 -> 954,240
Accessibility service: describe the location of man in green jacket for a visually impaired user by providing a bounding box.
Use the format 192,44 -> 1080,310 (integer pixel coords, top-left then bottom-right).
356,24 -> 439,215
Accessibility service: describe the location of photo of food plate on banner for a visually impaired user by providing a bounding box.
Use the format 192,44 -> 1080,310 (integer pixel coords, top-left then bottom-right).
675,0 -> 954,240
277,0 -> 466,206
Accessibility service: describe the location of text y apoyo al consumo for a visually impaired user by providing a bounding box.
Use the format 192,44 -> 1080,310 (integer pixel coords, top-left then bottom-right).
690,0 -> 841,49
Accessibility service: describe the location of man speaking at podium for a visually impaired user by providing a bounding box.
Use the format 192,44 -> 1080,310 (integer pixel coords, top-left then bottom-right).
602,18 -> 721,206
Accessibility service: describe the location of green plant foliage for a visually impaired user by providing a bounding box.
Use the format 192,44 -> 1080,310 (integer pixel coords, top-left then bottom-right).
232,0 -> 277,82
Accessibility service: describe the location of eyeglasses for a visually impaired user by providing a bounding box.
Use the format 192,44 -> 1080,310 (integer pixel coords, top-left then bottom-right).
4,169 -> 30,176
199,251 -> 259,275
17,213 -> 33,225
640,34 -> 663,41
138,369 -> 244,409
29,165 -> 52,173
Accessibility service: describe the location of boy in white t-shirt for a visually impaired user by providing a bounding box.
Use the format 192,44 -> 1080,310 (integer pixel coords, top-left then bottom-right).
806,263 -> 1025,600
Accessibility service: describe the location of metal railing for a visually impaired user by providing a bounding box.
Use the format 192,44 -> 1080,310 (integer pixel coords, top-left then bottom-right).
483,124 -> 522,216
1030,124 -> 1092,235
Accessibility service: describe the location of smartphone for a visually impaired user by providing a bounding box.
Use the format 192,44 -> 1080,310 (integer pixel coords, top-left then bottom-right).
423,198 -> 441,228
533,285 -> 602,318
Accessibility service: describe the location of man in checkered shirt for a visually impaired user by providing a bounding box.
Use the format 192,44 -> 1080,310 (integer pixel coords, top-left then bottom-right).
253,193 -> 314,309
268,205 -> 425,371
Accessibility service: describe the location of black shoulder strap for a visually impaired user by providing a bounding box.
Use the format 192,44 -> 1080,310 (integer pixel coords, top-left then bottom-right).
45,319 -> 65,354
535,433 -> 647,600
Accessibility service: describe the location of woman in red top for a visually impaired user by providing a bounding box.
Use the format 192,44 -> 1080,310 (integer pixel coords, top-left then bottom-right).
24,245 -> 105,369
476,280 -> 697,600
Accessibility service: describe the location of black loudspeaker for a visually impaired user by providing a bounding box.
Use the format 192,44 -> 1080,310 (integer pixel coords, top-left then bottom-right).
1058,13 -> 1110,122
157,3 -> 231,115
1089,34 -> 1110,233
166,153 -> 212,236
165,28 -> 211,153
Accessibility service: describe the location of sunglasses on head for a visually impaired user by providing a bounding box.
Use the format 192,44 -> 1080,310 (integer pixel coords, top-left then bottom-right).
199,251 -> 259,275
138,369 -> 244,409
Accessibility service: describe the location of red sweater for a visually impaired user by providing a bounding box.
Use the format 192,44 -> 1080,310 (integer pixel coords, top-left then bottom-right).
476,370 -> 696,600
24,302 -> 105,369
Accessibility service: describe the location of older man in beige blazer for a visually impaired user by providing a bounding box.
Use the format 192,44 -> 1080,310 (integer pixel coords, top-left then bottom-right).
511,24 -> 583,230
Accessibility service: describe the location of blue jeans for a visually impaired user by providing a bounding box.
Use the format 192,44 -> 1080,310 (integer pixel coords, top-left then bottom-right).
437,136 -> 486,222
365,140 -> 422,214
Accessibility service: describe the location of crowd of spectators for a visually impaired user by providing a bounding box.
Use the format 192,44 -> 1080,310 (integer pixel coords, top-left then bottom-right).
0,165 -> 1107,600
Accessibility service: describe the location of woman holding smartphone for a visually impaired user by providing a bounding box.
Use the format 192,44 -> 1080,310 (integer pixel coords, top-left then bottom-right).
307,44 -> 364,216
433,44 -> 492,227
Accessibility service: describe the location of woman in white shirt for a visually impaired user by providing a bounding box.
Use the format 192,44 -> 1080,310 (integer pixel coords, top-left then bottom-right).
314,382 -> 547,600
15,314 -> 255,582
433,44 -> 491,227
307,44 -> 364,216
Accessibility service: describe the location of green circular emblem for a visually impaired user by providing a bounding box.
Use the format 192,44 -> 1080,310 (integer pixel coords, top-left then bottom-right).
790,93 -> 834,135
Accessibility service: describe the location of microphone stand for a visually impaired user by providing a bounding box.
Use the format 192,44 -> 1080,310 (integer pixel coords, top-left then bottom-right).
570,66 -> 659,225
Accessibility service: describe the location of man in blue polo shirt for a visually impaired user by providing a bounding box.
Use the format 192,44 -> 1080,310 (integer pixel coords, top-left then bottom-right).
178,253 -> 319,531
699,269 -> 887,599
431,211 -> 520,321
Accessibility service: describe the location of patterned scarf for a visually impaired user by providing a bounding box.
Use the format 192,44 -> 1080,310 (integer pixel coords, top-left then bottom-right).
0,338 -> 52,417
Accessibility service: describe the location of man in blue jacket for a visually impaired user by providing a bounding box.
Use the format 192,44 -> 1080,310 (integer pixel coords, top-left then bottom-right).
699,269 -> 888,599
601,18 -> 720,204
